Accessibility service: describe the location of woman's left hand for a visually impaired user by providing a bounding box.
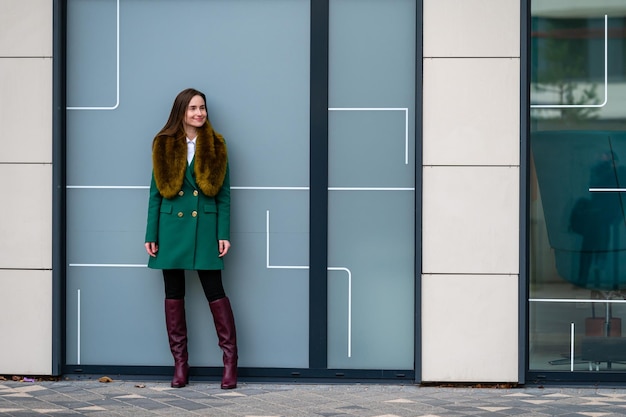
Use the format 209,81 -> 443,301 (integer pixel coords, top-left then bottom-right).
218,240 -> 231,257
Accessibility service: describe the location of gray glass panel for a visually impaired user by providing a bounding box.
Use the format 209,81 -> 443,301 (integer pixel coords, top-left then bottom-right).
66,0 -> 310,367
328,0 -> 415,369
65,268 -> 168,366
530,2 -> 626,372
66,189 -> 147,265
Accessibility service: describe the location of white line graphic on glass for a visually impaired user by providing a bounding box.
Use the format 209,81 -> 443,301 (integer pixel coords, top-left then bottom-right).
265,210 -> 353,358
329,108 -> 410,165
66,187 -> 412,269
66,186 -> 415,191
531,15 -> 608,109
589,188 -> 626,192
77,289 -> 81,364
67,0 -> 120,110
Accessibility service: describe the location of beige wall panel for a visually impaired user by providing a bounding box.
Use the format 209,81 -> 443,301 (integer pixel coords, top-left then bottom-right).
423,0 -> 520,58
0,270 -> 52,374
0,164 -> 52,269
422,274 -> 518,382
0,0 -> 52,57
423,166 -> 519,274
0,58 -> 52,163
423,58 -> 520,166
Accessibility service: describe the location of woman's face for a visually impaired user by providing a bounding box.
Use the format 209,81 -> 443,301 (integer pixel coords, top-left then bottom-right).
183,95 -> 207,132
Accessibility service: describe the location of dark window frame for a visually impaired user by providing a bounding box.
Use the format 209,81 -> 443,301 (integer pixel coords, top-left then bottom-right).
523,0 -> 626,385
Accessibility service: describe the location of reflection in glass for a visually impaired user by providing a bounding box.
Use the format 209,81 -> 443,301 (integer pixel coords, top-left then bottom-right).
530,2 -> 626,374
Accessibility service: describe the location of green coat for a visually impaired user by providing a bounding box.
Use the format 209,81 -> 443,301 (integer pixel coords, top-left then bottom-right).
145,160 -> 230,270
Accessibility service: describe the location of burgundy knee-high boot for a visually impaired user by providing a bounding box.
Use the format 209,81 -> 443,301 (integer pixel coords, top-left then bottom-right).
209,297 -> 238,389
165,299 -> 189,388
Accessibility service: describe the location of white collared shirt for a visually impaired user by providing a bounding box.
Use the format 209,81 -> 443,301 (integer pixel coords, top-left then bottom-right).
186,137 -> 196,165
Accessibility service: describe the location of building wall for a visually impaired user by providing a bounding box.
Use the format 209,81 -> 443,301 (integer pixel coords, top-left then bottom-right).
421,0 -> 521,382
0,0 -> 524,381
0,0 -> 53,374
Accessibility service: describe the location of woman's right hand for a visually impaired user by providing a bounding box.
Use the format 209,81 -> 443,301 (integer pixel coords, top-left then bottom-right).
145,242 -> 159,257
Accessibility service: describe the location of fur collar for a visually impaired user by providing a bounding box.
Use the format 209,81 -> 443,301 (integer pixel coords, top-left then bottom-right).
152,121 -> 228,199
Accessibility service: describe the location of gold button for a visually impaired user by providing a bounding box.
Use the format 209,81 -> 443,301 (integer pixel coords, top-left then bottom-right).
177,212 -> 184,217
178,190 -> 184,196
191,211 -> 198,217
193,190 -> 199,196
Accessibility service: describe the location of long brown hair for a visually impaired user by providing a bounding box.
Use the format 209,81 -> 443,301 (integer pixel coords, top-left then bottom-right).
156,88 -> 207,139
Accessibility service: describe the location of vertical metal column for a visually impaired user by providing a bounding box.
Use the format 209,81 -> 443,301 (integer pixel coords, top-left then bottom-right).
414,0 -> 424,384
52,0 -> 67,375
519,0 -> 530,385
309,0 -> 330,369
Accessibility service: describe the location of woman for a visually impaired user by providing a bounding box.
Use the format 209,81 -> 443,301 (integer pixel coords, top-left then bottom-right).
145,88 -> 237,389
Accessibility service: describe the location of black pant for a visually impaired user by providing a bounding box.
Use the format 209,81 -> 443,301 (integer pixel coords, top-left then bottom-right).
163,269 -> 226,302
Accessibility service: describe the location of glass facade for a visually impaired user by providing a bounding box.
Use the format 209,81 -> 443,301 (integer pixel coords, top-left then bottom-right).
529,1 -> 626,374
66,0 -> 312,369
63,0 -> 416,379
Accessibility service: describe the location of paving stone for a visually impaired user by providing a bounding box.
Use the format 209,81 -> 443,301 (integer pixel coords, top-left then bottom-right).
4,382 -> 626,416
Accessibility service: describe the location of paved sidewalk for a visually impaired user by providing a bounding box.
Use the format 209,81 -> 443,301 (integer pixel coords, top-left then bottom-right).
2,379 -> 626,416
